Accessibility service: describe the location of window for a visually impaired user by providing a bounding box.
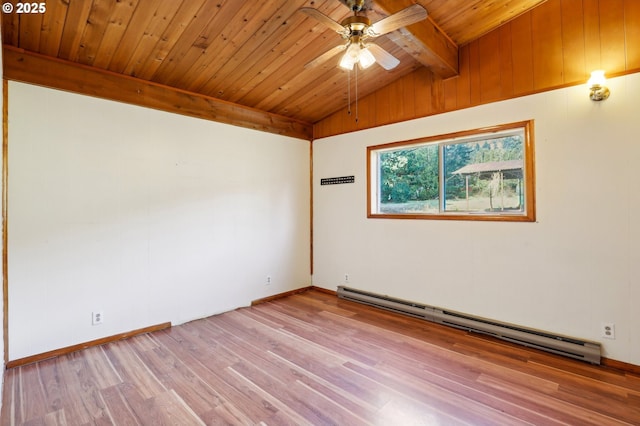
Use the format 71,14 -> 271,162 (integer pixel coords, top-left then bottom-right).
367,121 -> 535,221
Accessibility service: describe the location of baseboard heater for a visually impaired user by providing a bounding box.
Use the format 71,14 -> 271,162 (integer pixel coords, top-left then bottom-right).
337,286 -> 601,365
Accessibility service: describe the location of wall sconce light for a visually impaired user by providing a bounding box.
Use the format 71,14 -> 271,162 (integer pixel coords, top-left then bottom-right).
588,70 -> 610,101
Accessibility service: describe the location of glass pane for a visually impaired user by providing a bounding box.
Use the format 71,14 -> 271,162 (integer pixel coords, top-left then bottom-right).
378,144 -> 439,214
443,134 -> 524,213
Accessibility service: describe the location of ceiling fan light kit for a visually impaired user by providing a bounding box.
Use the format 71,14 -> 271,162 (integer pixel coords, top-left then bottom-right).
339,40 -> 375,70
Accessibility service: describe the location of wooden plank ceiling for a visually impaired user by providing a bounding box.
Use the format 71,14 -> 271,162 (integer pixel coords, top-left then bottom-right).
2,0 -> 546,129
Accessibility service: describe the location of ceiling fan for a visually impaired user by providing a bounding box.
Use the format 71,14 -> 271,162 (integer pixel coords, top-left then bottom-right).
301,0 -> 427,71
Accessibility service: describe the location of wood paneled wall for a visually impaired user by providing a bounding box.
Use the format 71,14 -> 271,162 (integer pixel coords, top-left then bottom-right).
313,0 -> 640,139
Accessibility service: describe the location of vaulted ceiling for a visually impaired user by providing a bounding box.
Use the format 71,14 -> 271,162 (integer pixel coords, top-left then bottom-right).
2,0 -> 546,126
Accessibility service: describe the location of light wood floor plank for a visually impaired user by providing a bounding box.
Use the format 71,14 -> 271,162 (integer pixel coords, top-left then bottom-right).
3,289 -> 639,425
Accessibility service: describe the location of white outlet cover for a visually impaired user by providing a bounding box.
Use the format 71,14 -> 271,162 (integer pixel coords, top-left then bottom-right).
92,311 -> 104,325
601,322 -> 615,339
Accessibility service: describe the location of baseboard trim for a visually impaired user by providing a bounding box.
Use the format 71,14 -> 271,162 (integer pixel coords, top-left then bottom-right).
251,286 -> 313,305
10,293 -> 636,376
602,357 -> 640,376
251,286 -> 338,306
6,322 -> 172,369
309,285 -> 337,296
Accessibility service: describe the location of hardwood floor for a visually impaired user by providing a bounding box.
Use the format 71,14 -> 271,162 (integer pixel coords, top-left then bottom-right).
2,289 -> 639,425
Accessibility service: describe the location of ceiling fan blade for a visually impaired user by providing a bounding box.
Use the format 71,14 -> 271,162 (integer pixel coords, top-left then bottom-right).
299,8 -> 348,34
366,43 -> 400,70
304,44 -> 348,69
368,4 -> 427,37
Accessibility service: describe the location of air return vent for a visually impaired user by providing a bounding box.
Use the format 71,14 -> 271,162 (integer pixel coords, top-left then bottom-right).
337,286 -> 601,364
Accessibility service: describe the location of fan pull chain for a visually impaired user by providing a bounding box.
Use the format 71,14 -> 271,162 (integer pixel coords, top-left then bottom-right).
355,64 -> 359,123
347,70 -> 352,117
346,68 -> 359,123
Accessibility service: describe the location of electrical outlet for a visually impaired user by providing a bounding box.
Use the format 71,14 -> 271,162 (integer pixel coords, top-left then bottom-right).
344,273 -> 349,283
92,311 -> 104,326
266,276 -> 272,285
601,322 -> 615,339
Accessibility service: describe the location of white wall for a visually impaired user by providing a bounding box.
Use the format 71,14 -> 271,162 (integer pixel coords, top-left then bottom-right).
8,82 -> 311,360
7,73 -> 639,366
313,73 -> 640,366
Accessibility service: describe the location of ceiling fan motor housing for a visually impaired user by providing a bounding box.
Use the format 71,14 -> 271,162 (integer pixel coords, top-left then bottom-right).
343,0 -> 367,12
341,15 -> 372,36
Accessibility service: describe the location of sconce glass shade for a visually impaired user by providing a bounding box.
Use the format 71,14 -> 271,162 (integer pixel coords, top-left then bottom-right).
588,70 -> 606,87
588,70 -> 610,101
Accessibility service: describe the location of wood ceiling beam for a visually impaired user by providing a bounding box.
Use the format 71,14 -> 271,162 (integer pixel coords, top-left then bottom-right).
374,0 -> 459,78
2,46 -> 313,141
